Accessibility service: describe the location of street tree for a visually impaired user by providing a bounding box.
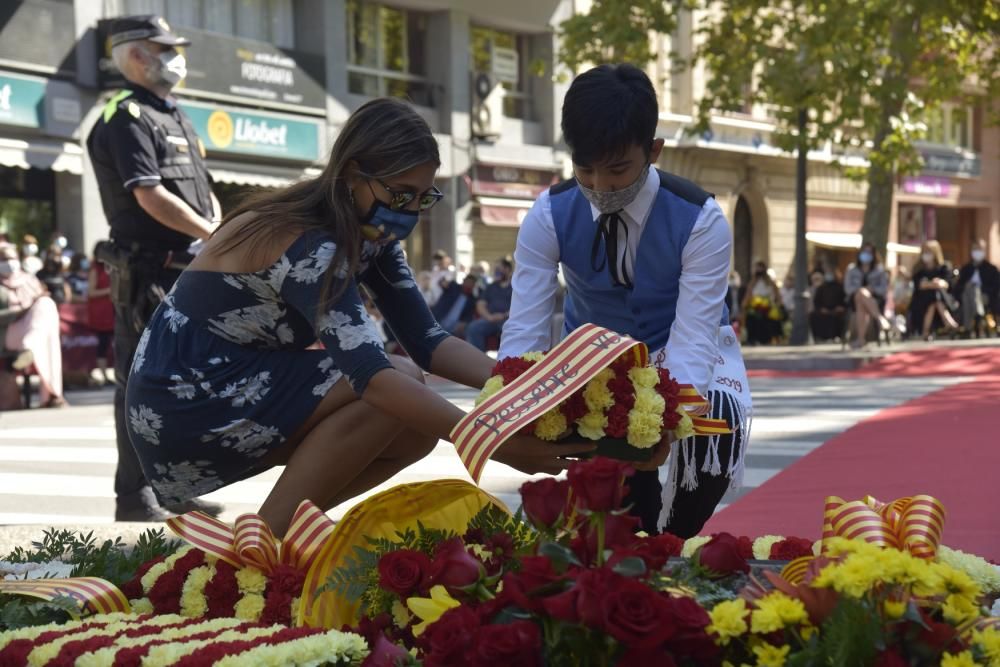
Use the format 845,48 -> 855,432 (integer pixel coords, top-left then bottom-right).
558,0 -> 677,71
690,0 -> 999,343
691,0 -> 1000,252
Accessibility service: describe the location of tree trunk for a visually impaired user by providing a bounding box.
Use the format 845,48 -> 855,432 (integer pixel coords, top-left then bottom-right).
860,158 -> 894,255
790,108 -> 810,346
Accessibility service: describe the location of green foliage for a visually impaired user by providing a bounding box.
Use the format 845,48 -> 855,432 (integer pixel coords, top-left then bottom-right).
691,0 -> 1000,248
465,504 -> 536,553
557,0 -> 678,71
0,528 -> 180,631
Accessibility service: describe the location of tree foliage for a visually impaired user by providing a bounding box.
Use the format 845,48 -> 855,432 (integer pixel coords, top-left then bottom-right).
691,0 -> 1000,250
558,0 -> 678,71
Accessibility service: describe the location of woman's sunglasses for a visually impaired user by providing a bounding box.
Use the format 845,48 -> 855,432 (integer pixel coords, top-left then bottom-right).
369,179 -> 444,212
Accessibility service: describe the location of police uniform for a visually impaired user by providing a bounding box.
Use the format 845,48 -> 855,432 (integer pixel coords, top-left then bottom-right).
85,15 -> 218,519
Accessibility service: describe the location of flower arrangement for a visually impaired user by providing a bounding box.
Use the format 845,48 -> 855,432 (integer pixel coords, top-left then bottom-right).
476,353 -> 694,461
325,457 -> 1000,667
117,545 -> 305,626
0,612 -> 367,666
748,295 -> 783,321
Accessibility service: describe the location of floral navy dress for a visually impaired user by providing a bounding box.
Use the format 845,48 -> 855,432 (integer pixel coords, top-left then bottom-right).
125,229 -> 449,506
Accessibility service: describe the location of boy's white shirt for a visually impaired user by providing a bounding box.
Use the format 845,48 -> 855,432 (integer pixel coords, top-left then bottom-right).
499,164 -> 733,398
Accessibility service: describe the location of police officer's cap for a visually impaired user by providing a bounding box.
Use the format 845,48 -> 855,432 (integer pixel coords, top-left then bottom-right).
110,15 -> 191,48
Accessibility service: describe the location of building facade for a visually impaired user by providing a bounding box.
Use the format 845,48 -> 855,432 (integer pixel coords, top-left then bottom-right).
0,0 -> 572,273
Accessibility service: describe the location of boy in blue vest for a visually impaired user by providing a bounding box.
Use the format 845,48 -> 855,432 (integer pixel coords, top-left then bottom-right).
499,64 -> 751,537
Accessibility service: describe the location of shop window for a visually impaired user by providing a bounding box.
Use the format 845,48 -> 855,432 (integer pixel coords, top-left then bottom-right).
0,167 -> 56,249
921,103 -> 975,151
346,0 -> 433,107
470,26 -> 533,120
116,0 -> 295,48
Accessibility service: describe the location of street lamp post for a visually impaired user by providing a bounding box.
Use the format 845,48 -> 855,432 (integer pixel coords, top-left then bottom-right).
789,106 -> 810,346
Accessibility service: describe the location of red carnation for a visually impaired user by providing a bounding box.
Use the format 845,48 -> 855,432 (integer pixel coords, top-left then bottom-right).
561,392 -> 588,423
492,357 -> 535,384
260,589 -> 295,626
605,403 -> 631,439
204,561 -> 240,618
147,549 -> 205,614
769,537 -> 814,561
269,564 -> 306,597
119,555 -> 166,599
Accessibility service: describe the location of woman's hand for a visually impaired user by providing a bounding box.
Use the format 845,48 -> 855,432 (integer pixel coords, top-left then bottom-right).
493,435 -> 596,476
632,432 -> 675,472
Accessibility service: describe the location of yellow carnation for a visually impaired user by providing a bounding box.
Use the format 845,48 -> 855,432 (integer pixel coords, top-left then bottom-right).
752,536 -> 785,561
392,599 -> 412,628
752,643 -> 791,667
674,412 -> 695,440
234,592 -> 265,621
475,375 -> 506,406
633,387 -> 665,415
576,411 -> 607,440
535,410 -> 568,441
628,366 -> 659,389
682,535 -> 712,558
583,369 -> 615,412
236,566 -> 267,594
707,598 -> 748,645
626,409 -> 662,448
180,564 -> 213,618
521,352 -> 545,362
750,593 -> 808,634
129,597 -> 154,615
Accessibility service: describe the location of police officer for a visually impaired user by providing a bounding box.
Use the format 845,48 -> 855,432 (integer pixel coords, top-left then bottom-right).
86,15 -> 223,522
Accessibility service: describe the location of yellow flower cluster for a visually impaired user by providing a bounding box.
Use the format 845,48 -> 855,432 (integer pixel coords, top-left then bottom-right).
707,598 -> 748,645
968,626 -> 1000,667
750,593 -> 809,634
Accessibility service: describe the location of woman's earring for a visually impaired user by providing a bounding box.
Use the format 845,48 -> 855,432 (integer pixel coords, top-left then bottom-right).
348,188 -> 355,205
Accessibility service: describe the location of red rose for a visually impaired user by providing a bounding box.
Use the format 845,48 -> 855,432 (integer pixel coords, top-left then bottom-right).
662,595 -> 717,661
362,634 -> 411,667
470,620 -> 542,667
539,567 -> 621,627
567,457 -> 634,513
917,609 -> 961,652
600,578 -> 676,648
696,533 -> 750,577
617,647 -> 678,665
379,549 -> 432,597
500,556 -> 562,613
520,478 -> 570,529
769,537 -> 814,561
419,606 -> 480,667
573,513 -> 642,565
873,650 -> 909,667
605,403 -> 631,439
624,533 -> 684,571
737,535 -> 754,561
429,538 -> 483,590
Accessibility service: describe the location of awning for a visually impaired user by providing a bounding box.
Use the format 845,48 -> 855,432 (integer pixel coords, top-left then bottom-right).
805,232 -> 920,255
477,195 -> 533,227
206,160 -> 320,188
0,137 -> 83,174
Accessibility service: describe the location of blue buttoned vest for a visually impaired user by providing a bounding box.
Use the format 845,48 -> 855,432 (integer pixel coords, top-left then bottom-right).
549,169 -> 728,351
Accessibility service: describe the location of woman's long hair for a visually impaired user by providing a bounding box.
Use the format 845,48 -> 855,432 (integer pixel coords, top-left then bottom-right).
213,98 -> 439,306
920,240 -> 945,268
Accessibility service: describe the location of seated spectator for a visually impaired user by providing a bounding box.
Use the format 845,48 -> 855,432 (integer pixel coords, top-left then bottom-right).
429,249 -> 456,303
0,243 -> 65,407
953,239 -> 999,337
36,253 -> 71,305
741,260 -> 783,345
910,240 -> 959,340
432,274 -> 479,337
810,269 -> 847,342
466,256 -> 513,351
843,243 -> 891,348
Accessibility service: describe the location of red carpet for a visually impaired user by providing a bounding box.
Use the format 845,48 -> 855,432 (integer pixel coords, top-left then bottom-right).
749,346 -> 1000,379
707,348 -> 1000,561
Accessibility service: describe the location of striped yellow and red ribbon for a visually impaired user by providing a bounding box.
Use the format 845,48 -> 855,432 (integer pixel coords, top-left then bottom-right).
165,499 -> 336,574
453,324 -> 646,483
0,576 -> 130,619
453,324 -> 731,483
821,494 -> 946,559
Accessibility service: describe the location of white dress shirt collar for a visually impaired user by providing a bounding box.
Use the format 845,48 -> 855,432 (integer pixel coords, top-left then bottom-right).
586,164 -> 659,227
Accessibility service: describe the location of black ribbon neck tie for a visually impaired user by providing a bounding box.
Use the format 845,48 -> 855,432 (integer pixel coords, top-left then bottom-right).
591,212 -> 633,289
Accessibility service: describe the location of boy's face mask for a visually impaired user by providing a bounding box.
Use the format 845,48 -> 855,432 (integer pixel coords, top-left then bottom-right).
577,166 -> 649,215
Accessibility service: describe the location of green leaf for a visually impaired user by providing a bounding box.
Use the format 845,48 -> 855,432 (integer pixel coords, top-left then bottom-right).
538,542 -> 582,571
610,556 -> 647,578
